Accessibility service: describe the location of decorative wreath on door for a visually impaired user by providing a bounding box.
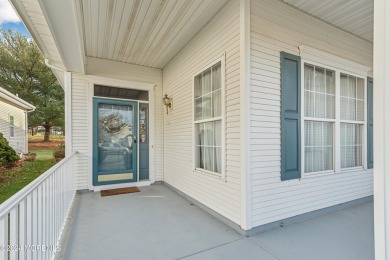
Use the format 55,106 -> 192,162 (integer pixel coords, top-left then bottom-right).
101,113 -> 127,135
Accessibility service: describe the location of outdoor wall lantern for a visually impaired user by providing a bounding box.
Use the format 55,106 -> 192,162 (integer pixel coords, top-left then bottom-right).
162,94 -> 173,114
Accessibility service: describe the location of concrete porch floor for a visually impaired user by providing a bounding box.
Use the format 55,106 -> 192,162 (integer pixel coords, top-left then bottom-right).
61,183 -> 374,260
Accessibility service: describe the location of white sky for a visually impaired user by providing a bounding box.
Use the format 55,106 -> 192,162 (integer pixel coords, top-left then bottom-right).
0,0 -> 20,25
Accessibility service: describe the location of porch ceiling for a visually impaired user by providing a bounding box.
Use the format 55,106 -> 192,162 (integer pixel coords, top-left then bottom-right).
81,0 -> 229,69
281,0 -> 373,42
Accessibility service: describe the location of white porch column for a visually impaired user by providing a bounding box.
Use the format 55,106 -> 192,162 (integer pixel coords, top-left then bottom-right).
373,0 -> 390,259
64,72 -> 72,156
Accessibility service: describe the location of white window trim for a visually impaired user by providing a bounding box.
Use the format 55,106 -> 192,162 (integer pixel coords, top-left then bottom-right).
192,54 -> 226,180
9,115 -> 15,138
300,58 -> 368,178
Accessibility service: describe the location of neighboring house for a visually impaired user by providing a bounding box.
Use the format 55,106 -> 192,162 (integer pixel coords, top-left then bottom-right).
8,0 -> 389,256
0,87 -> 35,154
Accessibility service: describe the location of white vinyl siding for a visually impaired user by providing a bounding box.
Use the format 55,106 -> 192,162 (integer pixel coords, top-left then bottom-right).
250,0 -> 373,228
163,0 -> 241,224
0,99 -> 27,153
71,59 -> 163,190
71,74 -> 90,189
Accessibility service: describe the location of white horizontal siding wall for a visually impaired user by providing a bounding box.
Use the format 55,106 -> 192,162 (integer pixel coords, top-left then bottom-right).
71,58 -> 163,190
0,99 -> 27,153
71,74 -> 89,189
250,0 -> 373,227
163,0 -> 241,224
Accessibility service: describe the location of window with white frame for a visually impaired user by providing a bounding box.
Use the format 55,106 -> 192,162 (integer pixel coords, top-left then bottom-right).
304,64 -> 335,173
303,63 -> 365,174
194,62 -> 222,174
9,115 -> 15,138
340,74 -> 365,168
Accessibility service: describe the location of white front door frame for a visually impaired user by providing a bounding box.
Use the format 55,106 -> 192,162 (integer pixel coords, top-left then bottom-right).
86,75 -> 156,191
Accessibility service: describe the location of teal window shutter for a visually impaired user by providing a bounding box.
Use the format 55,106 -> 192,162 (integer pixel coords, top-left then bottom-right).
281,52 -> 301,180
367,77 -> 373,169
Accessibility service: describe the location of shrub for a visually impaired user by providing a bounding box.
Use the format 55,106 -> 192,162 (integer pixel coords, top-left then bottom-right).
53,145 -> 65,162
24,153 -> 37,162
0,133 -> 20,167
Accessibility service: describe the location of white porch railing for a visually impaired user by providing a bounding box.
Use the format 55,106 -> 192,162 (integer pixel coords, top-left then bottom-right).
0,152 -> 78,260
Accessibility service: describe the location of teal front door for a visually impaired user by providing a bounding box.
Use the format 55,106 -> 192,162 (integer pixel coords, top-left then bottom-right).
93,98 -> 138,185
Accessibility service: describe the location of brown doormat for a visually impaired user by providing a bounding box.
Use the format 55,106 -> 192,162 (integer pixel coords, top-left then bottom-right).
101,187 -> 140,197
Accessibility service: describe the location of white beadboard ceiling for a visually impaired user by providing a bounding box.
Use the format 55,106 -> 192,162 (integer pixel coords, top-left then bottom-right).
81,0 -> 229,69
281,0 -> 373,42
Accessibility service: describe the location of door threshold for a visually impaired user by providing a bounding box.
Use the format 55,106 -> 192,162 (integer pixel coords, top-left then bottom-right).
93,180 -> 152,192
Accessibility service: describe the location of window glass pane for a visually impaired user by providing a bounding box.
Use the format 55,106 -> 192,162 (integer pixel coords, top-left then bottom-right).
340,74 -> 365,121
326,70 -> 335,95
357,78 -> 365,100
195,123 -> 204,169
214,147 -> 221,173
10,116 -> 14,125
326,95 -> 335,119
304,65 -> 314,91
10,127 -> 14,137
357,100 -> 364,121
340,74 -> 349,97
340,97 -> 348,120
94,85 -> 148,101
315,92 -> 326,118
341,123 -> 363,168
304,64 -> 335,119
304,90 -> 314,117
348,98 -> 356,121
196,145 -> 204,168
194,75 -> 202,98
196,123 -> 204,146
202,69 -> 211,94
204,147 -> 214,171
304,121 -> 333,173
212,63 -> 221,91
202,94 -> 212,119
212,90 -> 221,117
204,122 -> 213,146
195,98 -> 202,121
214,120 -> 222,146
315,67 -> 325,93
348,75 -> 357,98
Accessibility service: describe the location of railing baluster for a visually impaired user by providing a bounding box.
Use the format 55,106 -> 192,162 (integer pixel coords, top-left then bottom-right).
10,206 -> 19,260
42,181 -> 46,260
45,180 -> 49,260
26,194 -> 32,260
50,175 -> 54,252
19,199 -> 27,260
19,198 -> 28,260
38,185 -> 42,260
55,172 -> 59,246
32,189 -> 38,260
0,214 -> 8,260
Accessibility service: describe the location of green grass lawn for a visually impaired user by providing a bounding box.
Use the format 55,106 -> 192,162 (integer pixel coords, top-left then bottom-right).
0,149 -> 56,204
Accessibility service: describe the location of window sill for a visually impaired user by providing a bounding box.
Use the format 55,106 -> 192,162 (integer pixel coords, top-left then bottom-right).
340,166 -> 365,173
194,168 -> 222,179
302,167 -> 372,179
302,170 -> 336,179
